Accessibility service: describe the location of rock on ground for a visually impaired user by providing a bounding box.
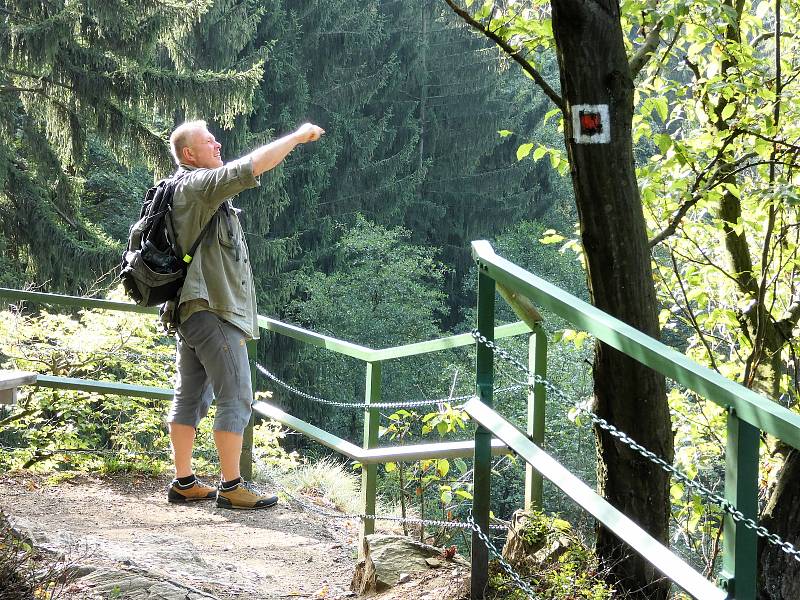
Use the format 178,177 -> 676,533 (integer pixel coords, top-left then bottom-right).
352,534 -> 470,600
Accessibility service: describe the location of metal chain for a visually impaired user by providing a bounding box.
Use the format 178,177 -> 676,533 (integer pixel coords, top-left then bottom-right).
255,363 -> 521,410
574,412 -> 800,562
471,330 -> 531,376
470,330 -> 800,563
260,469 -> 507,531
279,485 -> 534,598
467,515 -> 537,599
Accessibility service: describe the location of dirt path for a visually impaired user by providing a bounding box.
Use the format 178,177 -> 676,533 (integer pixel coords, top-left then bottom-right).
0,473 -> 359,599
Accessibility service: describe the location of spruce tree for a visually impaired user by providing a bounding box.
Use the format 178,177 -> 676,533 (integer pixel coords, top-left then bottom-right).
269,1 -> 425,253
232,0 -> 569,437
381,0 -> 562,325
0,0 -> 263,289
245,0 -> 563,323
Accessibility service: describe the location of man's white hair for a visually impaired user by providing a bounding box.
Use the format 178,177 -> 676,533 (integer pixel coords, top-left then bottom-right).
169,120 -> 208,165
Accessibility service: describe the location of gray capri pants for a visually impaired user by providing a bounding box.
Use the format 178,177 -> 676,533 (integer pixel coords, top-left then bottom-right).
167,310 -> 253,434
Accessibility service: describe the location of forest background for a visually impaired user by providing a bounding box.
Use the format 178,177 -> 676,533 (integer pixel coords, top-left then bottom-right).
1,0 -> 799,597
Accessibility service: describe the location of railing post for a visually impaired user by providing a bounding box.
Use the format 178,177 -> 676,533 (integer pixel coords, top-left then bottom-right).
524,323 -> 546,511
240,339 -> 257,480
360,360 -> 381,553
472,269 -> 495,599
719,410 -> 759,599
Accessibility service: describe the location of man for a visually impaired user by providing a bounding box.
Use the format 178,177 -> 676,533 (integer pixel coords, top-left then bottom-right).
164,120 -> 324,509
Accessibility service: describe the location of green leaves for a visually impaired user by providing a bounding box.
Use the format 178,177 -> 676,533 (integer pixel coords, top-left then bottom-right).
0,304 -> 177,472
473,0 -> 496,21
538,229 -> 565,245
720,102 -> 736,121
553,328 -> 591,349
421,405 -> 469,436
515,140 -> 568,176
516,143 -> 534,161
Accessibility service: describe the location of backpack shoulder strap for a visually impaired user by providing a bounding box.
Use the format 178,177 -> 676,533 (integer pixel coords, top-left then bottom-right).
181,211 -> 218,265
166,170 -> 219,266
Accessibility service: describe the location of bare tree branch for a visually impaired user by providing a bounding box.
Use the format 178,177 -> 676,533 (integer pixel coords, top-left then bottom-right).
0,408 -> 37,428
649,132 -> 744,248
648,194 -> 702,248
671,241 -> 743,290
442,0 -> 564,110
752,30 -> 796,47
0,86 -> 44,94
629,18 -> 664,78
778,301 -> 800,332
0,66 -> 74,91
683,56 -> 701,81
647,25 -> 683,82
654,249 -> 720,372
743,129 -> 800,153
51,202 -> 78,230
671,251 -> 719,371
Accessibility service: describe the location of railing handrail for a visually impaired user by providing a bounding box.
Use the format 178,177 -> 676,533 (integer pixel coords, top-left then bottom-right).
371,322 -> 530,361
464,397 -> 727,600
35,374 -> 173,400
0,287 -> 531,364
0,287 -> 158,315
471,240 -> 800,450
257,315 -> 374,361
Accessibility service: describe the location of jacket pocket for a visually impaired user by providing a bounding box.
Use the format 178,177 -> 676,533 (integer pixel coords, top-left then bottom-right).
217,213 -> 237,248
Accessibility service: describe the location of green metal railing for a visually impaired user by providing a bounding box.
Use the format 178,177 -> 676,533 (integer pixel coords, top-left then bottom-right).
6,235 -> 788,599
0,286 -> 543,546
468,240 -> 800,600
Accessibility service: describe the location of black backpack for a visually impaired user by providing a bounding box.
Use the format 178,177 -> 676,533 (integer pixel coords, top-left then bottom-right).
120,173 -> 215,307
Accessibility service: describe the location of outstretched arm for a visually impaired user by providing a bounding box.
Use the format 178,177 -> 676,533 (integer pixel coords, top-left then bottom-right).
246,123 -> 325,177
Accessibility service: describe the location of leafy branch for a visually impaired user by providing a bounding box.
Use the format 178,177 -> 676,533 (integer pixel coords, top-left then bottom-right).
442,0 -> 564,110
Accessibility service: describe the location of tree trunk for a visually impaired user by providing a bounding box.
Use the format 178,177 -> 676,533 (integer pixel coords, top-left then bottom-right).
550,2 -> 673,598
709,3 -> 800,595
759,448 -> 800,599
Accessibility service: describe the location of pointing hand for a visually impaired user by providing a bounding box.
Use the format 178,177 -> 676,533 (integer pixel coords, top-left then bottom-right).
295,123 -> 325,143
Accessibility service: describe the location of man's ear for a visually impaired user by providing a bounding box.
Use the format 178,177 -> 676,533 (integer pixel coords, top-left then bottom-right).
181,145 -> 194,164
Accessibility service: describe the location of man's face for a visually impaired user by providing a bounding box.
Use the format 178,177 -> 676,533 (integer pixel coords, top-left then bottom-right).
185,127 -> 222,168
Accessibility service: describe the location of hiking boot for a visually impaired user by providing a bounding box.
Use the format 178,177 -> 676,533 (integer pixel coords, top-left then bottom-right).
216,480 -> 278,510
167,477 -> 217,503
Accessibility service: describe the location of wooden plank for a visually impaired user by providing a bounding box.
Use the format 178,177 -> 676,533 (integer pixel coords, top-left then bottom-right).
464,398 -> 727,600
0,288 -> 157,315
0,288 -> 531,365
253,400 -> 510,465
361,362 -> 382,542
253,401 -> 364,460
0,288 -> 375,360
0,371 -> 37,405
0,370 -> 37,389
257,316 -> 375,361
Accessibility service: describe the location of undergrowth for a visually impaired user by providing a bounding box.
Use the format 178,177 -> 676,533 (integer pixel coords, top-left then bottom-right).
0,511 -> 79,600
0,300 -> 298,477
486,511 -> 615,600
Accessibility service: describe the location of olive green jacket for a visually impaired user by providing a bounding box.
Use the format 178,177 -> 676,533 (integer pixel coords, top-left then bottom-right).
171,157 -> 260,339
